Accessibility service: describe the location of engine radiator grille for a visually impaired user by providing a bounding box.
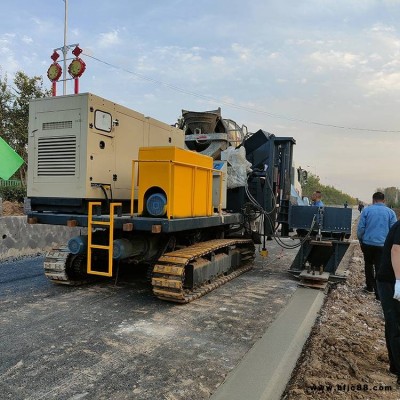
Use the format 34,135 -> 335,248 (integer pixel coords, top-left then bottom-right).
37,136 -> 77,176
42,121 -> 73,130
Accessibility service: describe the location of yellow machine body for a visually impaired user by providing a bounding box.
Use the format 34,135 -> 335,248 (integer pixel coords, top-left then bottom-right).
137,147 -> 213,218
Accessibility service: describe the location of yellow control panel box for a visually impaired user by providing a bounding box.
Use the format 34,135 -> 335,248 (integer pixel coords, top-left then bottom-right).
138,147 -> 213,218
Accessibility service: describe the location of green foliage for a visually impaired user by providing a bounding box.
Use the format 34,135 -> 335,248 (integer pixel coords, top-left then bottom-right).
301,172 -> 358,206
0,69 -> 51,185
376,186 -> 400,207
0,185 -> 26,202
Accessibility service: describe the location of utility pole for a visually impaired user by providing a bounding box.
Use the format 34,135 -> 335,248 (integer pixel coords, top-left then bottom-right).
63,0 -> 68,95
47,0 -> 85,96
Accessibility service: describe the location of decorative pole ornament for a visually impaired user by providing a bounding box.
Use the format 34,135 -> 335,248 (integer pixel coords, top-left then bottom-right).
47,51 -> 62,96
47,45 -> 86,96
68,46 -> 86,94
47,63 -> 62,81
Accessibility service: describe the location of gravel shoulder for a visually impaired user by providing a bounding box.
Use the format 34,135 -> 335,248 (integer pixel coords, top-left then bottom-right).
283,244 -> 400,399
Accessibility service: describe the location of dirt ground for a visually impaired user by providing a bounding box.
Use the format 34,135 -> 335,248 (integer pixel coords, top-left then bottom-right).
283,245 -> 399,398
1,201 -> 24,216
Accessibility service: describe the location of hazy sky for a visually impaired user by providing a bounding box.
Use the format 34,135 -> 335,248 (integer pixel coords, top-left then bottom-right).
1,0 -> 400,202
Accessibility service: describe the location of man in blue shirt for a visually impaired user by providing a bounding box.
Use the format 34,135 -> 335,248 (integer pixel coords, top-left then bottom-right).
312,191 -> 324,207
357,192 -> 397,297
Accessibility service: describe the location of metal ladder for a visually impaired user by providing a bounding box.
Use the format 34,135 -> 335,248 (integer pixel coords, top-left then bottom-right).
87,202 -> 122,277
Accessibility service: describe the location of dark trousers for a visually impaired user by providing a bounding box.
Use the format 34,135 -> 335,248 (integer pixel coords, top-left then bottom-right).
377,281 -> 400,375
361,244 -> 383,292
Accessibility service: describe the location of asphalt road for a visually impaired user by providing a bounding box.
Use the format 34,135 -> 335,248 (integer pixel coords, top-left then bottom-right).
0,242 -> 300,400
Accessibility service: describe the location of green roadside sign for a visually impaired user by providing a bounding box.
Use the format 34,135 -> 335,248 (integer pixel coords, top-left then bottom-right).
0,137 -> 24,180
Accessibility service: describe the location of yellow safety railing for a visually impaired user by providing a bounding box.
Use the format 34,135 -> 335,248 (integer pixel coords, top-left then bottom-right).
87,201 -> 122,277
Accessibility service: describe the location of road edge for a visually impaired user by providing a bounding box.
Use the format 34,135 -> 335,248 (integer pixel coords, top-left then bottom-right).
210,287 -> 325,400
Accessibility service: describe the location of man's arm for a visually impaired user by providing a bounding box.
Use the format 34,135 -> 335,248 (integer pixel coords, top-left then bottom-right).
390,210 -> 398,228
392,245 -> 400,279
357,213 -> 366,242
391,244 -> 400,300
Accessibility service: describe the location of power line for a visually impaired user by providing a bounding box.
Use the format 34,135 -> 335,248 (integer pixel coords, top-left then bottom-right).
83,53 -> 400,133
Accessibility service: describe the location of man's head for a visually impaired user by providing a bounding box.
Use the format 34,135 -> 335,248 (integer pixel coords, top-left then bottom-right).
372,191 -> 385,204
315,190 -> 322,200
311,192 -> 316,202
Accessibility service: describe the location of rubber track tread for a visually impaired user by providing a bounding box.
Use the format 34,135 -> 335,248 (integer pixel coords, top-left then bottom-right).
44,247 -> 88,285
152,238 -> 254,303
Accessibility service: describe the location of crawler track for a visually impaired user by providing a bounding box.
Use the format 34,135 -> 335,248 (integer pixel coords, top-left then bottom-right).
44,248 -> 90,285
44,238 -> 255,302
152,238 -> 255,303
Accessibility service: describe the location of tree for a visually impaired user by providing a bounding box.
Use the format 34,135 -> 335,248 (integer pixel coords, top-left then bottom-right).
376,186 -> 400,207
0,70 -> 50,185
384,187 -> 399,207
301,172 -> 321,199
301,171 -> 358,206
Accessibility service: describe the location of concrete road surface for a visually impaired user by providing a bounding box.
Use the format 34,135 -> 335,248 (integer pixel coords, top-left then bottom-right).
0,241 -> 300,400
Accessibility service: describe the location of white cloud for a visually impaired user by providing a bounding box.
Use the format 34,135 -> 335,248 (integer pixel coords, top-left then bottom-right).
1,33 -> 15,41
98,30 -> 121,48
231,43 -> 252,62
0,54 -> 19,74
0,34 -> 19,72
153,46 -> 202,63
383,59 -> 400,70
368,24 -> 400,52
286,38 -> 339,47
309,50 -> 362,71
21,36 -> 33,44
371,23 -> 396,33
71,29 -> 80,37
368,53 -> 383,62
364,71 -> 400,94
269,52 -> 280,60
137,55 -> 156,72
211,56 -> 225,65
144,93 -> 156,100
0,33 -> 16,51
29,16 -> 55,33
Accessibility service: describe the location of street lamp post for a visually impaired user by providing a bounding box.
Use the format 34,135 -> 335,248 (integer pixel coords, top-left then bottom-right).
63,0 -> 68,95
47,1 -> 86,96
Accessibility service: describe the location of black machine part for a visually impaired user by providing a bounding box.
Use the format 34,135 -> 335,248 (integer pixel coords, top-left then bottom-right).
228,129 -> 296,239
288,206 -> 353,275
289,206 -> 352,239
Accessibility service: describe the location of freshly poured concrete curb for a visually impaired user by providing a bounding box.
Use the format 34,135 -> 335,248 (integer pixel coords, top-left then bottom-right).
211,287 -> 325,400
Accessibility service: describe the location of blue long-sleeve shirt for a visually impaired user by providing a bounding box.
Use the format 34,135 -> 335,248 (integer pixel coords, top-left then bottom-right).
357,203 -> 397,247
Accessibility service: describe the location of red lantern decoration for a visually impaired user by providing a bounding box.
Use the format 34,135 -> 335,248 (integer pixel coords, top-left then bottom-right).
68,58 -> 86,78
47,63 -> 62,81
